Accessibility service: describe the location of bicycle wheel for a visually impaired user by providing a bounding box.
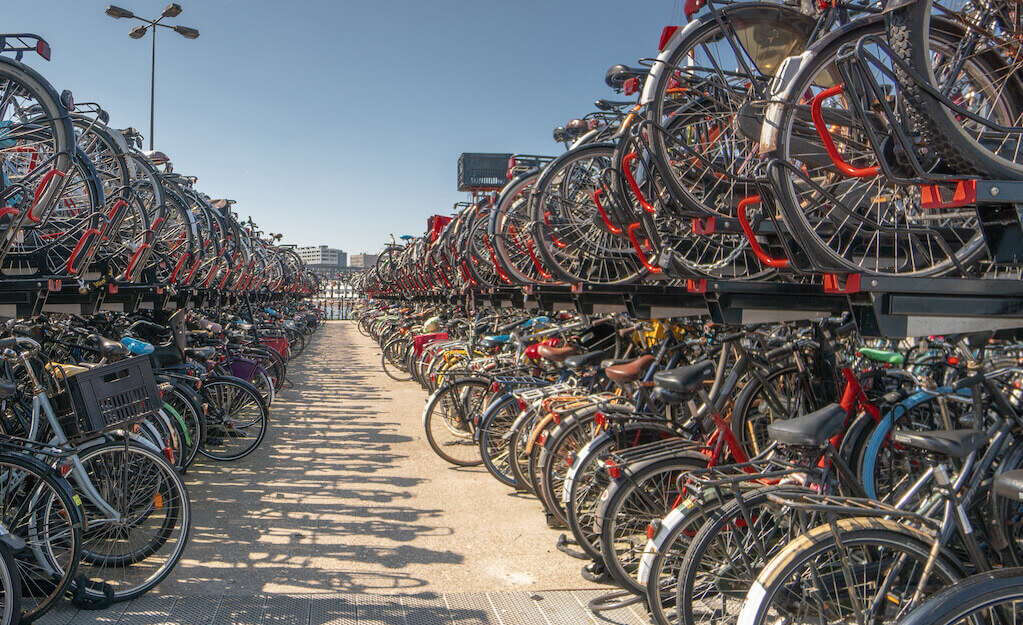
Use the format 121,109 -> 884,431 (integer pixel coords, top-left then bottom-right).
677,485 -> 811,625
0,544 -> 19,625
245,346 -> 286,392
729,365 -> 817,458
646,3 -> 813,216
896,567 -> 1023,625
859,390 -> 970,503
888,0 -> 1023,180
199,377 -> 269,461
538,410 -> 600,528
0,56 -> 74,262
161,381 -> 205,470
72,439 -> 190,602
0,451 -> 79,622
422,379 -> 487,466
477,393 -> 521,487
565,424 -> 678,562
508,409 -> 540,494
529,144 -> 646,285
598,453 -> 708,594
641,494 -> 726,625
381,338 -> 412,382
736,517 -> 962,625
767,18 -> 987,276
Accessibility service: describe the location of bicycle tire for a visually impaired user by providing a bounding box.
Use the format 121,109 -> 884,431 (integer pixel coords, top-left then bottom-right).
895,567 -> 1023,625
198,376 -> 269,461
736,517 -> 963,625
421,379 -> 487,466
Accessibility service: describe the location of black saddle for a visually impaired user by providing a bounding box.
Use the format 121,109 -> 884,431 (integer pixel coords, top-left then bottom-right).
653,360 -> 715,394
184,346 -> 217,361
149,344 -> 185,369
604,64 -> 646,89
87,334 -> 129,358
768,403 -> 846,447
564,350 -> 606,370
994,469 -> 1023,501
890,429 -> 987,459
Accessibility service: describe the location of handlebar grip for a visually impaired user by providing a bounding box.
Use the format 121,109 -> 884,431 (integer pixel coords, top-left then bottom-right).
834,320 -> 858,337
0,336 -> 39,355
953,373 -> 983,391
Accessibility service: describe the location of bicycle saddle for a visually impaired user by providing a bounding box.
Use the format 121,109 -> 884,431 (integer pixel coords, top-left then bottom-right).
481,335 -> 511,348
523,316 -> 551,328
857,347 -> 905,366
87,333 -> 130,358
524,338 -> 559,360
184,346 -> 217,361
121,337 -> 155,355
653,360 -> 715,394
768,403 -> 846,447
149,344 -> 185,369
605,354 -> 655,383
890,429 -> 987,459
196,318 -> 222,334
604,64 -> 646,90
537,344 -> 580,363
564,350 -> 606,370
994,469 -> 1023,500
143,150 -> 169,165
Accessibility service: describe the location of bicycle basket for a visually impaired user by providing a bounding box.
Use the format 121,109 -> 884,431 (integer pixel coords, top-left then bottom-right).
457,153 -> 512,192
54,356 -> 162,439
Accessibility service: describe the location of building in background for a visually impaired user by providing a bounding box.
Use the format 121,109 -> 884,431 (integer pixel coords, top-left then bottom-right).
348,253 -> 379,269
297,245 -> 346,274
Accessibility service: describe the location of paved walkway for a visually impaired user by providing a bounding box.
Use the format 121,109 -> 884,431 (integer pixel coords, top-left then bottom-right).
42,322 -> 646,624
39,591 -> 651,625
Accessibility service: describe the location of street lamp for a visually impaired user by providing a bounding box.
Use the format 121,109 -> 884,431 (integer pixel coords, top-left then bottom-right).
105,4 -> 199,150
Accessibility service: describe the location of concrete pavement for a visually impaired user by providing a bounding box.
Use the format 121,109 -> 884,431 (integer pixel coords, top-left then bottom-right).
161,321 -> 601,596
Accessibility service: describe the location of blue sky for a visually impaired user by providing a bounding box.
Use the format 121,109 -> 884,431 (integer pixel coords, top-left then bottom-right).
8,1 -> 678,255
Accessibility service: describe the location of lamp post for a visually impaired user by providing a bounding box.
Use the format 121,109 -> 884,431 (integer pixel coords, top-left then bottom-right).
105,4 -> 199,150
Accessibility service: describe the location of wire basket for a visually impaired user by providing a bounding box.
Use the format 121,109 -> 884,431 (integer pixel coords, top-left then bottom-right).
457,153 -> 512,191
51,356 -> 162,440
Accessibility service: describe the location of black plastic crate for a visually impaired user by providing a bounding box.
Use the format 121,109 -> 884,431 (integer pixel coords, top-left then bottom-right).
56,356 -> 162,439
457,153 -> 512,191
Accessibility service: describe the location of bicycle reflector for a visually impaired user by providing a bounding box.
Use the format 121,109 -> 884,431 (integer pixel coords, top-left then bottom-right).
948,356 -> 959,365
684,0 -> 707,18
490,381 -> 501,392
594,412 -> 606,427
518,397 -> 528,411
605,459 -> 621,479
658,26 -> 679,51
36,39 -> 51,61
646,520 -> 661,539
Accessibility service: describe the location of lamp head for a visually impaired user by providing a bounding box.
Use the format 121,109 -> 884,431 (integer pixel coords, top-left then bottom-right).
162,3 -> 183,18
105,5 -> 135,18
174,25 -> 199,39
